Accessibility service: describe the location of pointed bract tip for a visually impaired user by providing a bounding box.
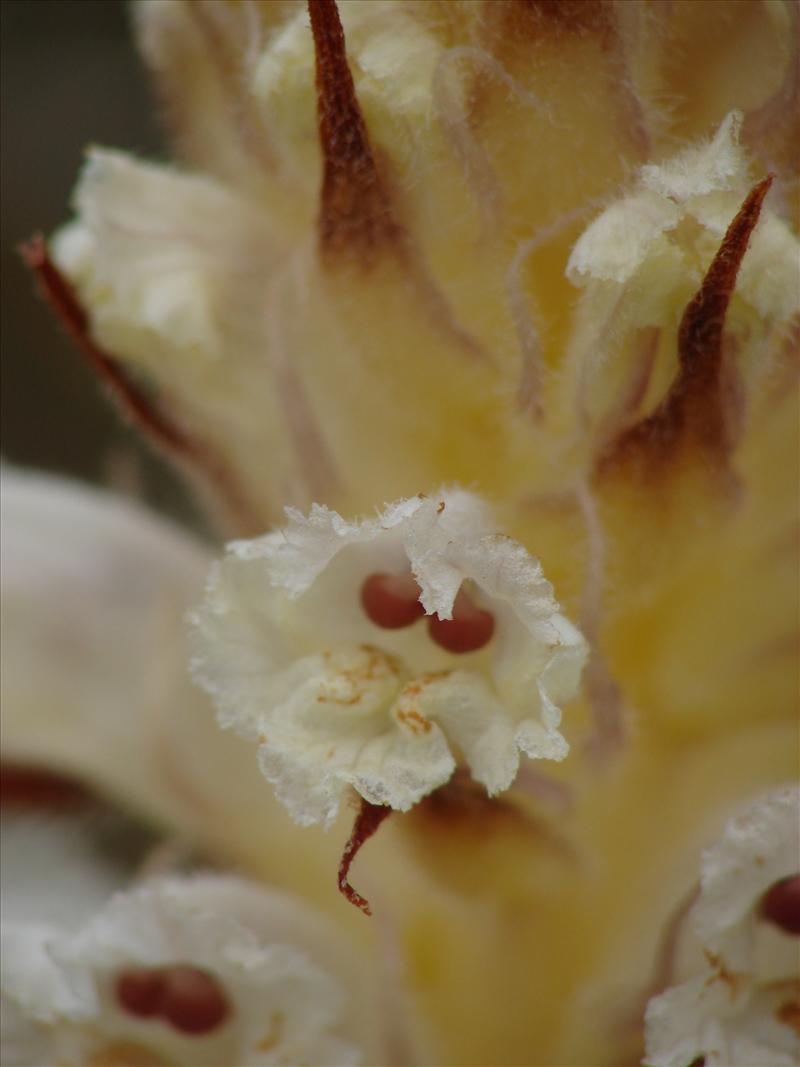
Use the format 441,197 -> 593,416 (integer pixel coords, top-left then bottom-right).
596,175 -> 773,484
307,0 -> 400,263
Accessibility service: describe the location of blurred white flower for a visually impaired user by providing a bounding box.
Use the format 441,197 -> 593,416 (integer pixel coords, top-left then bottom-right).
644,786 -> 800,1067
190,488 -> 586,827
1,808 -> 141,931
1,875 -> 384,1067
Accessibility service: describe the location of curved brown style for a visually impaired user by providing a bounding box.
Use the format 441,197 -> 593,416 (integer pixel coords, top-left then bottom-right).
338,797 -> 392,915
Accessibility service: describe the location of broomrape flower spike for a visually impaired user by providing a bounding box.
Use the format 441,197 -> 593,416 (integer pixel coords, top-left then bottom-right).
6,0 -> 799,1061
189,489 -> 587,833
0,876 -> 367,1067
644,786 -> 800,1067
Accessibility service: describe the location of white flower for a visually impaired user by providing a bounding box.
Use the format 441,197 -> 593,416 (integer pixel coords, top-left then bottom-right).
644,786 -> 800,1067
189,488 -> 587,827
1,875 -> 381,1067
1,466 -> 213,824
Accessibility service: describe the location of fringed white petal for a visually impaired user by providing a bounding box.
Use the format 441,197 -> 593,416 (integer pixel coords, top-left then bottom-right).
190,489 -> 587,824
640,111 -> 745,200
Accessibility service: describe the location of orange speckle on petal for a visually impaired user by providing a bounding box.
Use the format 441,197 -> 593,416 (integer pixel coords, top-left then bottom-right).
396,709 -> 433,735
702,950 -> 746,999
87,1043 -> 167,1067
256,1012 -> 286,1052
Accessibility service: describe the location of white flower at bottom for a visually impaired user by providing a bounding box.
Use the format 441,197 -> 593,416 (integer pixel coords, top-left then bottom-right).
644,786 -> 800,1067
189,489 -> 587,827
0,876 -> 372,1067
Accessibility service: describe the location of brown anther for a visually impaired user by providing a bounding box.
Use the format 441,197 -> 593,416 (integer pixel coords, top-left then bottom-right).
428,588 -> 495,654
115,969 -> 166,1020
361,572 -> 425,629
159,966 -> 230,1035
115,966 -> 229,1035
338,798 -> 392,915
761,875 -> 800,936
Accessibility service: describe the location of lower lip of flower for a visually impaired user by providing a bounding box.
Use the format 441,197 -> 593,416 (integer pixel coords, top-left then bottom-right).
115,966 -> 230,1035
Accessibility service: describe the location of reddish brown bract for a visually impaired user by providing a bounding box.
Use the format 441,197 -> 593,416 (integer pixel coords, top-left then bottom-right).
307,0 -> 400,261
19,235 -> 260,534
518,0 -> 612,38
596,175 -> 774,481
19,235 -> 191,457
